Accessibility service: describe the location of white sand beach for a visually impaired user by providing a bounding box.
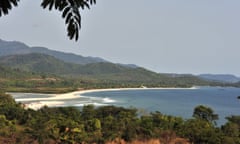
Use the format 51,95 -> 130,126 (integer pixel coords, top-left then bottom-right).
13,87 -> 198,110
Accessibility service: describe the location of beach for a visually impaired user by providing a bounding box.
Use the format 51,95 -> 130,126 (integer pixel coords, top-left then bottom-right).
12,87 -> 197,110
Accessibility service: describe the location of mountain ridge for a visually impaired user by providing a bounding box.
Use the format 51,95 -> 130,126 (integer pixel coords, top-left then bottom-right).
0,53 -> 141,76
1,38 -> 239,87
198,74 -> 240,83
0,39 -> 107,65
0,53 -> 215,87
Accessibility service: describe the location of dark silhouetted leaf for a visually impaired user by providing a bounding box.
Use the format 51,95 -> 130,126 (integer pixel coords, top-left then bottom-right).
62,6 -> 71,18
0,0 -> 20,16
1,0 -> 96,41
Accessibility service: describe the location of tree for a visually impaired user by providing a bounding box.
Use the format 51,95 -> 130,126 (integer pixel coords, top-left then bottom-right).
0,0 -> 96,41
181,119 -> 221,144
193,105 -> 219,125
81,104 -> 95,120
222,123 -> 239,139
226,115 -> 240,127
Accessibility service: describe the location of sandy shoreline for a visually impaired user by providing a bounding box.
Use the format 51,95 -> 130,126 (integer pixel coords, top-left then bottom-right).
12,87 -> 198,110
52,87 -> 198,101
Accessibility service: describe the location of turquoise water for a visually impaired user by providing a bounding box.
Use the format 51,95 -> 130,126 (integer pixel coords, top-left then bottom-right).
11,87 -> 240,125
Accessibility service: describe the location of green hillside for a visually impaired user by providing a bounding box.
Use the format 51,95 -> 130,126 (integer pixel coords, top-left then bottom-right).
1,39 -> 239,89
0,53 -> 78,74
0,53 -> 145,76
0,39 -> 106,64
0,65 -> 30,79
0,53 -> 222,89
0,63 -> 76,93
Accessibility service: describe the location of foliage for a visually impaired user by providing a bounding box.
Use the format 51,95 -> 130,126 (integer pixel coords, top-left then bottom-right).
0,0 -> 19,16
185,119 -> 222,143
0,53 -> 227,92
0,0 -> 96,41
0,93 -> 239,143
193,105 -> 219,125
222,116 -> 240,143
226,115 -> 240,127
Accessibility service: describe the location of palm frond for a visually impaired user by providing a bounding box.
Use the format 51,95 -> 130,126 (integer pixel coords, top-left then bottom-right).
0,0 -> 96,41
0,0 -> 20,17
41,0 -> 96,41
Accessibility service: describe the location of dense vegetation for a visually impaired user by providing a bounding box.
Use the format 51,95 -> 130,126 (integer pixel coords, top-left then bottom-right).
0,92 -> 239,144
0,66 -> 221,94
1,39 -> 240,93
1,52 -> 237,93
0,64 -> 78,93
1,40 -> 240,143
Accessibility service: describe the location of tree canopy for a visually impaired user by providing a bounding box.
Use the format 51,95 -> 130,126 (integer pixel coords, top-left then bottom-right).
0,0 -> 96,41
0,92 -> 240,143
193,105 -> 219,125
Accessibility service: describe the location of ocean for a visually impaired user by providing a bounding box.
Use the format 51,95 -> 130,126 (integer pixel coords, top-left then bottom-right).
11,86 -> 240,125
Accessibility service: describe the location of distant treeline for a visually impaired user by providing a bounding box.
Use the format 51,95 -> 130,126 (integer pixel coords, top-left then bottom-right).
1,63 -> 240,94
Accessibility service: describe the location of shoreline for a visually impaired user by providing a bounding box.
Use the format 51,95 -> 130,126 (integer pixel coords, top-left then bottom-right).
11,87 -> 198,110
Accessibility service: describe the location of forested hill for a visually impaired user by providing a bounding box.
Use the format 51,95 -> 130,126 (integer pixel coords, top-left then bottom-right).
0,53 -> 80,74
0,53 -> 137,75
0,53 -> 220,88
1,38 -> 238,88
0,53 -> 164,80
0,39 -> 106,65
0,65 -> 37,79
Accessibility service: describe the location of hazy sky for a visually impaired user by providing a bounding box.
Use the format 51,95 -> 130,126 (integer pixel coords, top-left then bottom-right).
0,0 -> 240,76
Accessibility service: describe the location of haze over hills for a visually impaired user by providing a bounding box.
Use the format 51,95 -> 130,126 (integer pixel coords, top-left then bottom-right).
198,74 -> 240,83
0,39 -> 164,81
0,39 -> 239,87
1,52 -> 219,88
0,53 -> 137,75
0,39 -> 106,65
0,53 -> 166,82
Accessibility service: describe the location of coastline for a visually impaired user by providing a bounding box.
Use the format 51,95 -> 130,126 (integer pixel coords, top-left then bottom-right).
12,87 -> 198,110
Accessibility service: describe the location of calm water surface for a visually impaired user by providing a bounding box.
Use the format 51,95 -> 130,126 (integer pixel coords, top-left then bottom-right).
81,87 -> 240,125
12,87 -> 240,125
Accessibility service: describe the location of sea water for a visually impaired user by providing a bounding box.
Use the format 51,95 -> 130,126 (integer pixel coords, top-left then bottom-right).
81,87 -> 240,125
11,87 -> 240,125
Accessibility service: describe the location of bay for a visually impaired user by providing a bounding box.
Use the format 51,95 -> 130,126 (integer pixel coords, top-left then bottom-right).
82,87 -> 240,125
11,86 -> 240,125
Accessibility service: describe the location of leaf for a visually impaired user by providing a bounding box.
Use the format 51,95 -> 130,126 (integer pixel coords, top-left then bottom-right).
48,0 -> 54,10
54,0 -> 61,9
74,23 -> 79,41
62,6 -> 71,18
9,0 -> 18,6
58,1 -> 68,11
72,127 -> 81,133
73,15 -> 80,25
40,0 -> 96,41
41,0 -> 52,9
77,0 -> 90,9
1,0 -> 96,41
65,12 -> 72,24
68,0 -> 75,7
0,0 -> 20,16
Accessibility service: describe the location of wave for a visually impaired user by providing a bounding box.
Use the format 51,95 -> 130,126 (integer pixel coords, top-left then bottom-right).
23,101 -> 64,110
103,97 -> 116,103
74,102 -> 109,107
79,95 -> 116,103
